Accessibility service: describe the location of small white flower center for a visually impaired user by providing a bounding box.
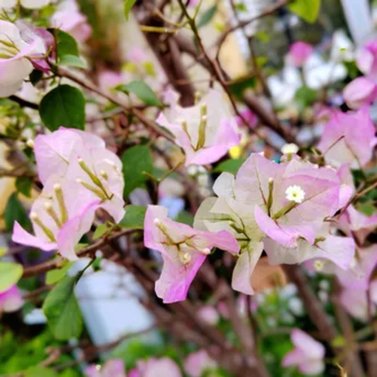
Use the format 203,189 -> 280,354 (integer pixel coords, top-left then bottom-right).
285,185 -> 305,204
281,143 -> 299,155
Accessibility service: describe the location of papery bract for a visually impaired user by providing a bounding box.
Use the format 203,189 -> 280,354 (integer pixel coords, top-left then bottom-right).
52,0 -> 92,43
156,89 -> 240,166
343,77 -> 377,109
34,127 -> 125,222
184,350 -> 216,377
0,21 -> 47,97
0,285 -> 23,313
317,108 -> 377,168
132,357 -> 182,377
12,176 -> 99,260
144,205 -> 239,303
283,329 -> 325,375
85,359 -> 126,377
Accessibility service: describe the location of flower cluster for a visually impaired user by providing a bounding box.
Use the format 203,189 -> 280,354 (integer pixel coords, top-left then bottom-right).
12,128 -> 125,260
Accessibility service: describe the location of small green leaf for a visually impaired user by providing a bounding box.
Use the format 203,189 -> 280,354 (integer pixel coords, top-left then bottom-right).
39,85 -> 85,131
42,275 -> 83,340
288,0 -> 321,23
197,4 -> 217,28
124,0 -> 137,20
55,29 -> 79,62
122,145 -> 153,196
25,366 -> 58,377
15,176 -> 32,197
214,158 -> 245,175
0,262 -> 23,292
117,81 -> 162,106
120,205 -> 146,229
4,193 -> 30,232
59,55 -> 87,69
45,262 -> 73,285
93,223 -> 110,240
294,86 -> 317,109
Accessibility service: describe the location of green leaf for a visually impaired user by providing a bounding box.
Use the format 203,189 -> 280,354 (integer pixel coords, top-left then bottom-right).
288,0 -> 321,23
45,262 -> 73,285
42,275 -> 83,340
0,262 -> 23,292
24,366 -> 58,377
4,193 -> 31,232
117,81 -> 162,106
59,55 -> 87,69
124,0 -> 137,20
214,158 -> 245,175
197,4 -> 217,28
93,223 -> 110,240
15,176 -> 32,197
122,145 -> 153,196
55,29 -> 79,62
39,85 -> 85,131
120,205 -> 146,229
294,86 -> 317,109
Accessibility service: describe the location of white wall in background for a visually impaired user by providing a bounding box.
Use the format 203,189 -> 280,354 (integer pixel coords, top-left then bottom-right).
341,0 -> 373,44
74,259 -> 155,346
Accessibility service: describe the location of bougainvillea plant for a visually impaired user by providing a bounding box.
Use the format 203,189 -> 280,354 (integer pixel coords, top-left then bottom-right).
0,0 -> 376,377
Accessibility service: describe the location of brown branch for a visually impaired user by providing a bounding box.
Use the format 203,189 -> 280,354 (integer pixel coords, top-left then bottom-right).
22,229 -> 137,277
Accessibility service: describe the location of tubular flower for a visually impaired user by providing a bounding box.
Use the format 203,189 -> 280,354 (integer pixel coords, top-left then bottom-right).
144,205 -> 239,303
0,20 -> 47,97
34,128 -> 125,222
156,89 -> 240,166
12,176 -> 99,260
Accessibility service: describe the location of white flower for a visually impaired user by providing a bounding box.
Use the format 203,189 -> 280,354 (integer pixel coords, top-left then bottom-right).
281,143 -> 299,155
285,185 -> 305,203
0,0 -> 51,9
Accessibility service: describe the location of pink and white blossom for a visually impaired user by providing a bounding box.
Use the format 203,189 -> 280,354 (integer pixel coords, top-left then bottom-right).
51,0 -> 92,43
184,350 -> 216,377
12,176 -> 100,260
317,108 -> 377,168
0,21 -> 47,97
85,359 -> 126,377
144,205 -> 239,303
343,77 -> 377,109
156,89 -> 240,166
0,285 -> 23,313
283,329 -> 325,375
34,128 -> 125,222
130,357 -> 182,377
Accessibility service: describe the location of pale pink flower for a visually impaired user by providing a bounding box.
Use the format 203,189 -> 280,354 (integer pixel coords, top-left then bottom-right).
317,108 -> 377,168
283,329 -> 325,375
343,77 -> 377,109
98,70 -> 124,92
156,89 -> 240,166
184,350 -> 216,377
288,41 -> 313,67
126,47 -> 148,64
338,205 -> 377,244
197,305 -> 219,325
12,176 -> 100,260
34,128 -> 125,222
85,359 -> 126,377
0,285 -> 23,313
144,205 -> 239,303
132,358 -> 182,377
51,0 -> 92,43
0,21 -> 47,97
356,39 -> 377,79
